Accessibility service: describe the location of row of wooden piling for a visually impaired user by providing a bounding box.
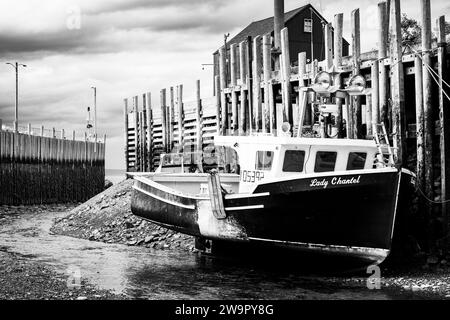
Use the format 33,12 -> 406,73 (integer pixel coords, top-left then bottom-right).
0,125 -> 106,205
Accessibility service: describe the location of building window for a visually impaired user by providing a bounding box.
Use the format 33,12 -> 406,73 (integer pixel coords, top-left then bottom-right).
314,151 -> 337,172
256,151 -> 274,171
346,152 -> 367,170
283,150 -> 305,172
304,19 -> 312,33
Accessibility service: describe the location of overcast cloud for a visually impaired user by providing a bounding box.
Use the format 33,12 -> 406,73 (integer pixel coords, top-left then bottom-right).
0,0 -> 448,169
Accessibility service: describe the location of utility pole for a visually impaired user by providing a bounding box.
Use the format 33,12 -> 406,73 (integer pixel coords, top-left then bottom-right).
6,62 -> 27,132
91,86 -> 97,138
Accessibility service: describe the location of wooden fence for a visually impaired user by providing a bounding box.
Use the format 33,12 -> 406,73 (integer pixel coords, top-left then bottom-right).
0,123 -> 106,205
124,0 -> 450,239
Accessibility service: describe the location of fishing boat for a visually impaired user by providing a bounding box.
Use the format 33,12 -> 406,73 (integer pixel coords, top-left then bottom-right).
130,71 -> 416,266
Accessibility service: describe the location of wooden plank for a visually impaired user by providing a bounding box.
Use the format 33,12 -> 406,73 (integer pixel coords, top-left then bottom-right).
422,0 -> 434,204
437,15 -> 450,238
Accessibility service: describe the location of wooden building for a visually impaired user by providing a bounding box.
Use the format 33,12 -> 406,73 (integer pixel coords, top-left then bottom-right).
213,4 -> 350,83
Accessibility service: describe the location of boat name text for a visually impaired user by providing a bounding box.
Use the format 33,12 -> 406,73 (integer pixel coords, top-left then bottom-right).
309,176 -> 361,189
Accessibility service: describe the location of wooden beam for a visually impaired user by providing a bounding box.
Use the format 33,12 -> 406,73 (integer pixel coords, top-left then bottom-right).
263,34 -> 272,134
389,0 -> 407,166
215,75 -> 221,135
334,13 -> 344,137
324,23 -> 333,71
351,8 -> 362,139
145,92 -> 153,172
334,13 -> 343,68
437,15 -> 450,239
160,89 -> 167,154
421,0 -> 434,205
280,27 -> 292,130
177,85 -> 184,151
415,54 -> 425,196
169,87 -> 175,150
219,46 -> 228,135
230,43 -> 238,134
252,36 -> 262,132
239,41 -> 248,135
378,1 -> 389,131
371,60 -> 379,135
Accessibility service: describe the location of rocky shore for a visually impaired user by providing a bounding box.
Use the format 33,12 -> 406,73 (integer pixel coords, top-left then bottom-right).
0,251 -> 125,300
50,179 -> 195,252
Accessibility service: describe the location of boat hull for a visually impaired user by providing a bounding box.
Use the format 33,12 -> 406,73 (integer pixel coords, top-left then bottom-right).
131,168 -> 402,265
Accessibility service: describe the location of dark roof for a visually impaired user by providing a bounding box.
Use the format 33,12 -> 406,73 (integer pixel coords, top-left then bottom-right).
214,4 -> 348,54
226,5 -> 308,47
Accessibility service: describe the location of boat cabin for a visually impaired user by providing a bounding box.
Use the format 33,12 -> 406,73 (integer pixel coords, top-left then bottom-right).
214,135 -> 378,193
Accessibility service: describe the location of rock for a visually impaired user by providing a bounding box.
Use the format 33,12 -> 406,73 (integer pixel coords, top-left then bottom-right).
76,296 -> 88,300
144,236 -> 154,243
104,180 -> 113,190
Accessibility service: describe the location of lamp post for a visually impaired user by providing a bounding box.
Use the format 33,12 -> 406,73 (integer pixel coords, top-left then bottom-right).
91,86 -> 97,139
6,62 -> 27,132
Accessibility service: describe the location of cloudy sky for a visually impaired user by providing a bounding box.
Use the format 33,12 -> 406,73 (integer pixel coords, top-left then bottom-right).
0,0 -> 448,170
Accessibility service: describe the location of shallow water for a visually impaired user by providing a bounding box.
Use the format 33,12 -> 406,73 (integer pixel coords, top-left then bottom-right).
0,208 -> 441,300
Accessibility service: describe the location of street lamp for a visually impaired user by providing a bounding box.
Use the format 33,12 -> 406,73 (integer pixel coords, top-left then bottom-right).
6,62 -> 27,132
91,86 -> 97,139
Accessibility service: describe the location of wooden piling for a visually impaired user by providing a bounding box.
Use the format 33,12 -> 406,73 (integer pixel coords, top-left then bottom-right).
160,89 -> 167,154
263,34 -> 273,133
230,43 -> 238,134
437,15 -> 450,238
252,36 -> 262,132
351,8 -> 361,139
215,76 -> 221,135
415,54 -> 425,196
280,27 -> 292,129
196,80 -> 203,156
133,97 -> 139,171
177,85 -> 184,151
370,60 -> 379,136
124,98 -> 129,171
169,87 -> 175,150
273,0 -> 284,69
139,111 -> 145,172
324,23 -> 333,71
219,46 -> 228,135
378,1 -> 389,131
421,0 -> 434,206
145,92 -> 153,172
334,13 -> 344,137
239,41 -> 248,135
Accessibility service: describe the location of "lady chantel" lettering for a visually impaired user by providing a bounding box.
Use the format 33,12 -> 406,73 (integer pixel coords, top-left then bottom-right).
310,176 -> 361,189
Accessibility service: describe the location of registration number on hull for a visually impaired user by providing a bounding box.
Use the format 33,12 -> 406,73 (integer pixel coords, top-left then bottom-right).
241,170 -> 265,183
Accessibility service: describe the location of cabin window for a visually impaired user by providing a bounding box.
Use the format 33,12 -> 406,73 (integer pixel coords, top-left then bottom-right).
255,151 -> 274,171
314,151 -> 337,172
283,150 -> 305,172
346,152 -> 367,170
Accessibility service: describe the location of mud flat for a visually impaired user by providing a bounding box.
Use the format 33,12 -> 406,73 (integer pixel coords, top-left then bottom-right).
50,179 -> 195,252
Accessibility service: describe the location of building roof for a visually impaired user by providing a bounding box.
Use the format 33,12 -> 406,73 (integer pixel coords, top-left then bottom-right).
214,4 -> 348,54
